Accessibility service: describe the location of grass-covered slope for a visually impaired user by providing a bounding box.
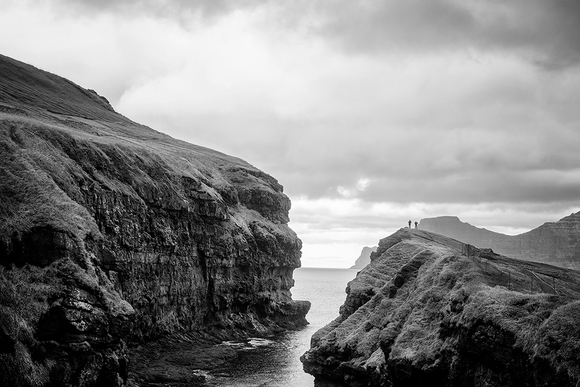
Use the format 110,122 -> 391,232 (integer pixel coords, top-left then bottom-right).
0,54 -> 307,386
302,228 -> 580,387
420,214 -> 580,268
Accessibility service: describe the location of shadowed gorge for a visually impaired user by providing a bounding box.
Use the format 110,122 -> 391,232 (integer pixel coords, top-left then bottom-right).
302,228 -> 580,386
0,54 -> 309,386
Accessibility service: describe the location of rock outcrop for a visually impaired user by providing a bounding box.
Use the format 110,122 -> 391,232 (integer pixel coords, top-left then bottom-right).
420,214 -> 580,269
0,54 -> 309,386
350,246 -> 378,269
302,228 -> 580,386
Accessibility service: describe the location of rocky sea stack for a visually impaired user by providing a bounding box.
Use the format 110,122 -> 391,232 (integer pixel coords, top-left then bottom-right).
0,54 -> 309,386
302,228 -> 580,386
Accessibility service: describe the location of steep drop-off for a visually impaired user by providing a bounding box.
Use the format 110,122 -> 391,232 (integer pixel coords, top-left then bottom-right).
350,246 -> 378,269
302,228 -> 580,386
0,54 -> 309,386
420,214 -> 580,269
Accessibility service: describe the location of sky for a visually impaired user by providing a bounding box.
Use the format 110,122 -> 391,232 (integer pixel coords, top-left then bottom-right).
1,0 -> 580,267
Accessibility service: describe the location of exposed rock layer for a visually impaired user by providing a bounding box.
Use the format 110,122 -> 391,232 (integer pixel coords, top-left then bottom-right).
420,214 -> 580,269
302,228 -> 580,386
0,54 -> 309,386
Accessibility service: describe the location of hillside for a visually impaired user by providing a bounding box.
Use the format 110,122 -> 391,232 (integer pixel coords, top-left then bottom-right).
420,214 -> 580,268
0,54 -> 309,386
302,228 -> 580,386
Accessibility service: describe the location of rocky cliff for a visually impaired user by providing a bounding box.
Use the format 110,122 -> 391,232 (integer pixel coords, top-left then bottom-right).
0,54 -> 309,387
420,214 -> 580,269
350,246 -> 378,269
302,228 -> 580,386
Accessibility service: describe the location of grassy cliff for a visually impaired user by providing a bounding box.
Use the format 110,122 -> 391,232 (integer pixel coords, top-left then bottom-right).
0,54 -> 308,386
302,229 -> 580,387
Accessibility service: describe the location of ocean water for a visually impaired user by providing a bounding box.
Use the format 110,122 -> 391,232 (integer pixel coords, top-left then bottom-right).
206,267 -> 358,387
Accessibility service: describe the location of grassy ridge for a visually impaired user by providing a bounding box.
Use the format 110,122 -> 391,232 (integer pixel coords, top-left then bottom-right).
303,229 -> 580,386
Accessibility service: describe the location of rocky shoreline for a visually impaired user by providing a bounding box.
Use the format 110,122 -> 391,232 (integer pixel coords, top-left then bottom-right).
127,332 -> 250,387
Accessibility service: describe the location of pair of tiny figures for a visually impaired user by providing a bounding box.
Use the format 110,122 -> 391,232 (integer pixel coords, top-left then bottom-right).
408,220 -> 418,229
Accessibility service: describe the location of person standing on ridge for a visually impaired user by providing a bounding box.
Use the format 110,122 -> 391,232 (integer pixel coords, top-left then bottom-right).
408,220 -> 412,228
414,221 -> 418,229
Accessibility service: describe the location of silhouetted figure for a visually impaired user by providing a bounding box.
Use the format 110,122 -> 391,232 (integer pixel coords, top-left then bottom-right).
414,221 -> 418,229
408,220 -> 412,228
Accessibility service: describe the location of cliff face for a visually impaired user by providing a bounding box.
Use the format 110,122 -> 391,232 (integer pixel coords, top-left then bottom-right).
302,228 -> 580,387
420,214 -> 580,268
350,246 -> 378,269
0,54 -> 309,387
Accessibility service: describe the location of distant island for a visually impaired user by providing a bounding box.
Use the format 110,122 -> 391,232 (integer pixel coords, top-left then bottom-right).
350,246 -> 378,269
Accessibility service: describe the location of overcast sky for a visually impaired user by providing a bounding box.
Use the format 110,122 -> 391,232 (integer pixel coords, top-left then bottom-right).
2,0 -> 580,267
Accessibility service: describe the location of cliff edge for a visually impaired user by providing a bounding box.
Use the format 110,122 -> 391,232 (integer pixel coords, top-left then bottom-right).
420,214 -> 580,268
302,228 -> 580,386
0,54 -> 309,386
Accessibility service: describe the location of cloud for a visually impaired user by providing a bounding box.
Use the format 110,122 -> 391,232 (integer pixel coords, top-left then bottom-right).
5,1 -> 578,209
2,0 -> 580,268
37,0 -> 580,70
47,0 -> 272,20
309,0 -> 580,70
336,178 -> 371,198
115,37 -> 580,208
290,197 -> 579,232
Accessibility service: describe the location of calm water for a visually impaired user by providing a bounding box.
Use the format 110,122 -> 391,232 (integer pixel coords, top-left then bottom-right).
206,267 -> 358,387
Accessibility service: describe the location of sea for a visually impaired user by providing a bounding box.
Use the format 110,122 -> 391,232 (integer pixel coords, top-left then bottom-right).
205,267 -> 359,387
